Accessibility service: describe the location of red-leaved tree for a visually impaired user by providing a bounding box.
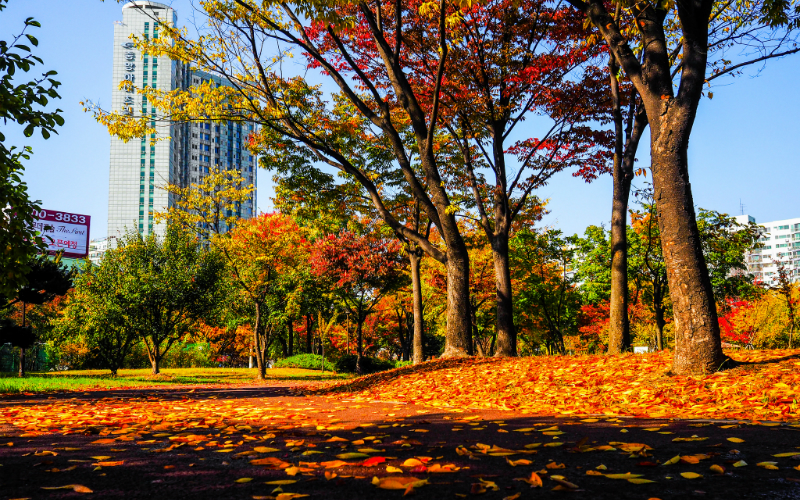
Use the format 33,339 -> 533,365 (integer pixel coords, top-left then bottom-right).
311,231 -> 408,374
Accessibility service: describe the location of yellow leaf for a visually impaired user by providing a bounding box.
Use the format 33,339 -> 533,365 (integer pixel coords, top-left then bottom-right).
513,428 -> 536,432
680,472 -> 702,479
663,455 -> 680,465
773,453 -> 800,458
386,466 -> 402,473
605,473 -> 642,479
733,460 -> 747,467
627,478 -> 655,484
265,480 -> 298,485
337,453 -> 369,459
709,464 -> 725,474
254,447 -> 280,453
235,478 -> 252,483
403,458 -> 424,467
757,462 -> 779,470
727,437 -> 745,443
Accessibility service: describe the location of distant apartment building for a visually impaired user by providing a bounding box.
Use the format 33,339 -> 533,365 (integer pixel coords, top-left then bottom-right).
108,1 -> 256,242
734,215 -> 800,283
88,238 -> 109,265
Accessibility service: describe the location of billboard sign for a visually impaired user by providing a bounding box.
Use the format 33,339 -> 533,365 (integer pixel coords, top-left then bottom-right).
32,209 -> 91,259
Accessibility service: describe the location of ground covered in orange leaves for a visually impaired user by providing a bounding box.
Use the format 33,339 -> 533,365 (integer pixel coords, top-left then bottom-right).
3,350 -> 800,499
315,349 -> 800,422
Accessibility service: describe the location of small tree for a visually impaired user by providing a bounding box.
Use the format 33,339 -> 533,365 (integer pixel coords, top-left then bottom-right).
155,167 -> 255,240
111,228 -> 223,374
773,260 -> 798,348
58,259 -> 139,375
216,213 -> 310,379
512,229 -> 581,354
311,230 -> 408,374
1,255 -> 72,376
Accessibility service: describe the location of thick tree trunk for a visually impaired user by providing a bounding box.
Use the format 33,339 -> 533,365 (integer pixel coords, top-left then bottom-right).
151,357 -> 159,375
608,163 -> 632,354
409,250 -> 425,364
442,244 -> 473,357
18,348 -> 25,377
492,233 -> 516,356
650,110 -> 725,374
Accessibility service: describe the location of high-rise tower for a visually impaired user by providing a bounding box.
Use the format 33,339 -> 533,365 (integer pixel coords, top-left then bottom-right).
108,1 -> 256,242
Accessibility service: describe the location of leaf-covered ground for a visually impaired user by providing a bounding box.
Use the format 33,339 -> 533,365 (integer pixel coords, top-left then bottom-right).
3,350 -> 800,499
314,349 -> 800,422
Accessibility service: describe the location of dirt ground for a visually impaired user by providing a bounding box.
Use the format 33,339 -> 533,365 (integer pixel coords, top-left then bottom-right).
3,385 -> 800,500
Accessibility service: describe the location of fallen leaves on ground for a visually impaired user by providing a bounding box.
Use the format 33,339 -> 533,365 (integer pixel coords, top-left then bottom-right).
309,349 -> 800,421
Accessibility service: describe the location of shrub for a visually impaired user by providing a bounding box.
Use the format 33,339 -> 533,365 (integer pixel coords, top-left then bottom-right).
334,354 -> 402,374
274,353 -> 334,371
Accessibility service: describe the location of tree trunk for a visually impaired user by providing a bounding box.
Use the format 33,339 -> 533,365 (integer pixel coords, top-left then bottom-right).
355,314 -> 364,375
492,233 -> 516,356
396,309 -> 409,361
305,315 -> 312,354
409,250 -> 425,364
151,356 -> 159,375
287,318 -> 294,356
18,302 -> 26,377
442,244 -> 473,357
650,110 -> 725,374
608,160 -> 633,354
470,302 -> 482,356
254,304 -> 265,380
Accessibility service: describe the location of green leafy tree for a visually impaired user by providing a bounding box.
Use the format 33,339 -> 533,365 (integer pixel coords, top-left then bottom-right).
0,0 -> 64,297
511,229 -> 581,354
105,228 -> 224,374
1,254 -> 72,375
57,259 -> 140,375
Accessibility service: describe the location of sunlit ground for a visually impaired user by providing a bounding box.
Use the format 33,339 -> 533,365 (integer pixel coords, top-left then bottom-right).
0,367 -> 350,393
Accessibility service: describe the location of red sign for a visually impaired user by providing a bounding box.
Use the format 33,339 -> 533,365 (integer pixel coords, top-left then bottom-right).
33,209 -> 91,259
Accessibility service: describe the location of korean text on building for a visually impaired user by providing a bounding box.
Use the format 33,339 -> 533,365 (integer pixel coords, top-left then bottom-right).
33,209 -> 91,259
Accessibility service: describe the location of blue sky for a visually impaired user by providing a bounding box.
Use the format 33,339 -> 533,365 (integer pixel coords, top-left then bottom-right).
4,0 -> 799,240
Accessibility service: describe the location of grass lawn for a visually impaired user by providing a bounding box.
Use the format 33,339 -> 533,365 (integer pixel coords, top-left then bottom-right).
0,367 -> 350,394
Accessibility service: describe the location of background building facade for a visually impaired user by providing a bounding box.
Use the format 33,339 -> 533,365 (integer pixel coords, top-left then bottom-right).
734,214 -> 800,283
108,1 -> 255,243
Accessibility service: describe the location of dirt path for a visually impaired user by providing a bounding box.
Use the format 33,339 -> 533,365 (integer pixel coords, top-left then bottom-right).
2,384 -> 800,499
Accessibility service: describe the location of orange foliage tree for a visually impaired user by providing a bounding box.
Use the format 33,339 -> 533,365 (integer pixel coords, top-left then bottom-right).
216,213 -> 311,379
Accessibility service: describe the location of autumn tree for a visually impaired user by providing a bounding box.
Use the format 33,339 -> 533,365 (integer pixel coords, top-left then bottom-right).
425,0 -> 612,357
569,0 -> 800,372
88,0 -> 488,358
311,230 -> 407,374
0,1 -> 63,297
156,166 -> 255,240
216,213 -> 310,379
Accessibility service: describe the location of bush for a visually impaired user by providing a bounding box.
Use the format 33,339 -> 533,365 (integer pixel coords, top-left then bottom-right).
334,354 -> 404,374
274,353 -> 334,371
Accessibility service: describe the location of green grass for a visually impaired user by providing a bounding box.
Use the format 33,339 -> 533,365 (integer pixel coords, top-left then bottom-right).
0,367 -> 350,394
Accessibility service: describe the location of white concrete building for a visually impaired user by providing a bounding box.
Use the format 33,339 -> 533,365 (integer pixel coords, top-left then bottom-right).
88,238 -> 109,265
108,1 -> 256,241
734,215 -> 800,284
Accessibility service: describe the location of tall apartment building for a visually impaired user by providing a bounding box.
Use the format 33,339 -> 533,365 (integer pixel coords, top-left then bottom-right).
734,215 -> 800,283
108,1 -> 256,243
